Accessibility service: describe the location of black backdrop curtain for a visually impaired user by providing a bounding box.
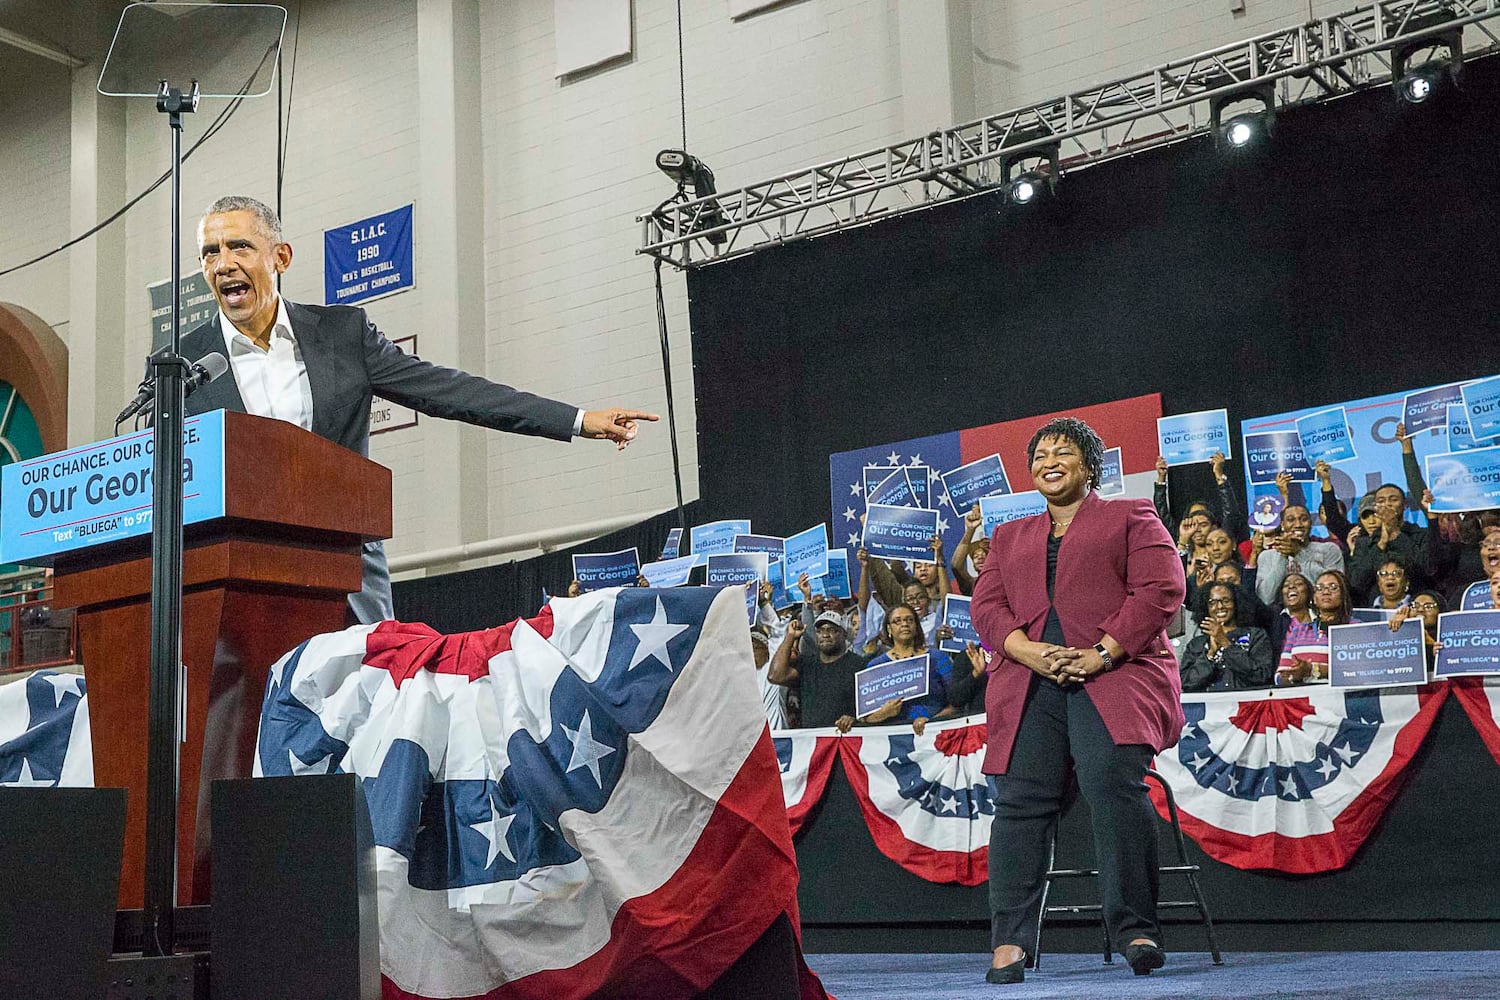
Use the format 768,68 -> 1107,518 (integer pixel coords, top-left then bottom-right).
686,55 -> 1500,538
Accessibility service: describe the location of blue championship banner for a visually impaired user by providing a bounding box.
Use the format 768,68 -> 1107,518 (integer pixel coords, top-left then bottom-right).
1426,445 -> 1500,514
1434,610 -> 1500,678
0,412 -> 227,565
1157,409 -> 1231,467
1329,619 -> 1426,689
1244,431 -> 1313,485
940,454 -> 1010,513
854,654 -> 930,717
862,504 -> 939,563
324,204 -> 415,306
571,548 -> 640,591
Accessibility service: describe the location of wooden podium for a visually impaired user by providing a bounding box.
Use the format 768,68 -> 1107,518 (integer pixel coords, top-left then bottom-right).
50,412 -> 391,908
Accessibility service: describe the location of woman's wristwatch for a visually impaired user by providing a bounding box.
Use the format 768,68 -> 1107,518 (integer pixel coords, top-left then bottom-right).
1093,642 -> 1114,671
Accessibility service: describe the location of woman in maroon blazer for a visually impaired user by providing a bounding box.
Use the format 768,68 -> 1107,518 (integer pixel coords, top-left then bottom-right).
971,417 -> 1186,984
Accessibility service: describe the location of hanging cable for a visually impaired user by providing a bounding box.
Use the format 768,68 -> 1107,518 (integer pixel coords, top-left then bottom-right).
275,0 -> 303,234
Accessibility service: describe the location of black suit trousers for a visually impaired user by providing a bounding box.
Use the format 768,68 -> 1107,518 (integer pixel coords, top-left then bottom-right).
987,674 -> 1161,954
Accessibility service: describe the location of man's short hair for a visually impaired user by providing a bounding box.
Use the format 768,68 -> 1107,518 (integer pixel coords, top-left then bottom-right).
202,195 -> 283,243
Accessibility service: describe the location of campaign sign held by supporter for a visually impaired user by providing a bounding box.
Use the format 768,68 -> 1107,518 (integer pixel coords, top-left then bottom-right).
1461,580 -> 1495,611
1249,493 -> 1285,531
1350,607 -> 1398,624
1447,404 -> 1497,452
572,549 -> 641,591
1461,375 -> 1500,441
1097,446 -> 1125,497
940,455 -> 1011,513
1329,619 -> 1426,689
660,527 -> 683,560
1244,430 -> 1314,485
822,550 -> 853,600
691,519 -> 751,557
1434,610 -> 1500,677
979,491 -> 1048,538
767,559 -> 796,610
866,467 -> 919,509
1426,446 -> 1500,514
1295,407 -> 1358,465
733,534 -> 785,558
1403,383 -> 1465,435
784,523 -> 830,582
707,553 -> 767,624
1157,409 -> 1230,467
939,595 -> 979,653
863,503 -> 939,563
854,654 -> 930,717
640,554 -> 700,588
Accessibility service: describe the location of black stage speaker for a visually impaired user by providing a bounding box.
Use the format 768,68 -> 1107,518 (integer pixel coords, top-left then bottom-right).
0,787 -> 127,1000
211,774 -> 380,1000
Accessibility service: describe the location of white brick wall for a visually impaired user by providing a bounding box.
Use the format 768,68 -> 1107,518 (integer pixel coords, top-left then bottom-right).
0,53 -> 72,332
0,0 -> 1411,576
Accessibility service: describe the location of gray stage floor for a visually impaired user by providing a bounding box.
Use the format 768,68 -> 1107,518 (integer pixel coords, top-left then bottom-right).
806,951 -> 1500,999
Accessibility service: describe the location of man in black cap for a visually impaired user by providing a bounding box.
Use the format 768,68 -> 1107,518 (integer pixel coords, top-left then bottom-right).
768,610 -> 868,732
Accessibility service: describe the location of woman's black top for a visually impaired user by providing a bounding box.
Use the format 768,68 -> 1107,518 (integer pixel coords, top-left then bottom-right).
1042,531 -> 1066,646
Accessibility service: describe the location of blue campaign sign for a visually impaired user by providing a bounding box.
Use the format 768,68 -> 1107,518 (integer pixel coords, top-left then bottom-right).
862,503 -> 939,563
1349,607 -> 1398,624
866,467 -> 918,508
705,552 -> 768,587
1461,375 -> 1500,441
854,654 -> 930,717
1426,446 -> 1500,514
1447,405 -> 1498,453
1329,619 -> 1426,689
784,523 -> 829,582
691,519 -> 751,557
732,533 -> 785,558
939,595 -> 978,653
979,491 -> 1048,538
572,548 -> 640,591
865,465 -> 928,509
1244,431 -> 1313,486
1403,383 -> 1465,435
766,558 -> 796,610
0,411 -> 227,565
1157,409 -> 1230,467
660,527 -> 683,560
640,554 -> 700,587
1097,446 -> 1125,498
940,454 -> 1010,513
822,550 -> 853,600
324,204 -> 414,306
1295,407 -> 1358,465
1461,580 -> 1495,611
1434,610 -> 1500,677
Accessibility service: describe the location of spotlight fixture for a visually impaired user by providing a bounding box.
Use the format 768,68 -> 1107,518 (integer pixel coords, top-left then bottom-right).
655,149 -> 727,245
1000,141 -> 1059,207
1392,26 -> 1462,105
1210,83 -> 1274,152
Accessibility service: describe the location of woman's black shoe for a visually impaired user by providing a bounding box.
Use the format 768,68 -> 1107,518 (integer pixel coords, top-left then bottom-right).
1124,942 -> 1165,976
985,957 -> 1026,984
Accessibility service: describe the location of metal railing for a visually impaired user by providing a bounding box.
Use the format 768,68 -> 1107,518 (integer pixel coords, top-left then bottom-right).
0,583 -> 79,675
639,0 -> 1500,267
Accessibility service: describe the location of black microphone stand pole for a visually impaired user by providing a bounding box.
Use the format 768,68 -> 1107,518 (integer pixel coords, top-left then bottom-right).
142,79 -> 198,957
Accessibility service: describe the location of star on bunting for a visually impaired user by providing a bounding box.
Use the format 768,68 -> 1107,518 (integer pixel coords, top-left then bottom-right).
627,597 -> 689,672
563,710 -> 616,788
41,673 -> 83,708
2,758 -> 55,787
469,796 -> 516,867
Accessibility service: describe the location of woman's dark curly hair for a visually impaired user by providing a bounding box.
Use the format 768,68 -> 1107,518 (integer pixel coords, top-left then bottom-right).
1025,417 -> 1105,491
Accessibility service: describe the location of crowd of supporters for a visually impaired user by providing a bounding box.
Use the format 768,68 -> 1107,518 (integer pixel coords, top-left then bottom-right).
727,424 -> 1500,730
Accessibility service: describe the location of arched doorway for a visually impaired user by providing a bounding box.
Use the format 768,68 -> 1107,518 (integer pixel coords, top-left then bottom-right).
0,301 -> 68,588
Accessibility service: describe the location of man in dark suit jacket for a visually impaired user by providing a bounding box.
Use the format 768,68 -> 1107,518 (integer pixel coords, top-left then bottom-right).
180,195 -> 657,621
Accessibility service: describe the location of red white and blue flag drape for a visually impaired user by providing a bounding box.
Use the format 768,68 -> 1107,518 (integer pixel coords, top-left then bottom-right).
0,668 -> 91,788
254,587 -> 828,1000
1452,676 -> 1500,766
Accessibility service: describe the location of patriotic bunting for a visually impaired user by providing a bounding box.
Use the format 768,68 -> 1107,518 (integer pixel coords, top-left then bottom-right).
772,730 -> 839,837
1451,677 -> 1500,766
255,588 -> 828,1000
0,669 -> 91,788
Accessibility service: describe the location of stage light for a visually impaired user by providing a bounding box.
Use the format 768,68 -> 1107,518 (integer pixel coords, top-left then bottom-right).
655,149 -> 727,246
1392,25 -> 1462,105
1210,83 -> 1274,152
1000,140 -> 1059,207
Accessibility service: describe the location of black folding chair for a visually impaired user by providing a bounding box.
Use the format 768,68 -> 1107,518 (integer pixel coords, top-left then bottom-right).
1032,769 -> 1225,969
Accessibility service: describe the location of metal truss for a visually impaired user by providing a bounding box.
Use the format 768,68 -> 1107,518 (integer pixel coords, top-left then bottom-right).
639,0 -> 1500,268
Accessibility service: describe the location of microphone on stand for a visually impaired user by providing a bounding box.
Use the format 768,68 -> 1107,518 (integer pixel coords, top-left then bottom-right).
114,352 -> 230,427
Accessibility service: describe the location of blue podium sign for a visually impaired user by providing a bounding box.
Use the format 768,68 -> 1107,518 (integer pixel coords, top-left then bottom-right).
1,411 -> 227,566
324,205 -> 415,306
